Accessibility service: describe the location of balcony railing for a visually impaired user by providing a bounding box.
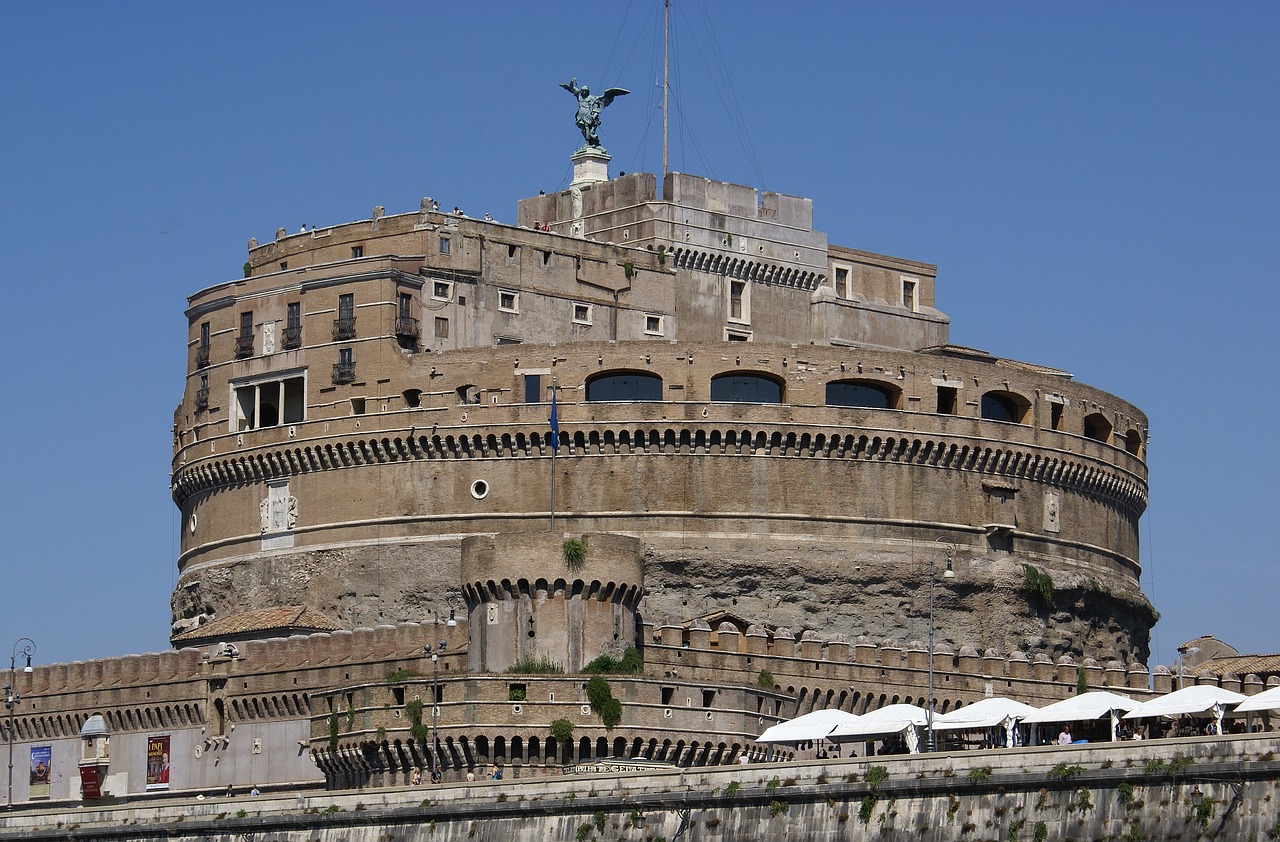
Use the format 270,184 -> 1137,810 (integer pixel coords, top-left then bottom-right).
333,316 -> 357,341
234,334 -> 255,358
333,362 -> 356,384
282,325 -> 302,350
396,316 -> 420,340
195,387 -> 209,411
196,344 -> 210,368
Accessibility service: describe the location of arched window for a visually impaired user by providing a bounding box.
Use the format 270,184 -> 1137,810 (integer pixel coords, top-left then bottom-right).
586,371 -> 663,402
826,380 -> 898,409
710,373 -> 782,404
981,391 -> 1029,424
1124,429 -> 1143,456
1083,413 -> 1113,443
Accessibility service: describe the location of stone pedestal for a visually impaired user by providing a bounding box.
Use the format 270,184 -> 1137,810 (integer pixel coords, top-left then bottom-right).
570,147 -> 611,189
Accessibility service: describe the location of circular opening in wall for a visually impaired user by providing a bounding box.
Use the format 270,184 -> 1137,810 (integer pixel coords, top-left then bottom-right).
189,513 -> 198,534
470,480 -> 489,500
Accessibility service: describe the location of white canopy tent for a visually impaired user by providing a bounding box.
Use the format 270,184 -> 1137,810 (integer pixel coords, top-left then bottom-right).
1124,685 -> 1246,735
1234,685 -> 1280,714
1020,691 -> 1140,742
756,708 -> 862,744
933,697 -> 1039,747
829,704 -> 930,753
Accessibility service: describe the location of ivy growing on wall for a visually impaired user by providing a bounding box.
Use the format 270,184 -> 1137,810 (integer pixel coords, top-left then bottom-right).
1022,564 -> 1055,610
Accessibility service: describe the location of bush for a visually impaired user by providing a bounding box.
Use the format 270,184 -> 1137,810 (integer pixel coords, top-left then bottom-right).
967,766 -> 991,784
506,655 -> 563,674
583,647 -> 642,674
1022,564 -> 1054,609
550,718 -> 574,743
387,668 -> 416,682
585,675 -> 622,729
1048,763 -> 1083,781
563,538 -> 586,571
866,765 -> 889,790
757,669 -> 775,689
769,800 -> 788,817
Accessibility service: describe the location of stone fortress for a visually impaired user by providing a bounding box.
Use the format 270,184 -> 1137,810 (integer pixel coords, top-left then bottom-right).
6,151 -> 1204,805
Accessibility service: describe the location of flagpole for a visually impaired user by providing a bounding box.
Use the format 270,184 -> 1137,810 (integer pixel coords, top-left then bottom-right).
549,383 -> 558,532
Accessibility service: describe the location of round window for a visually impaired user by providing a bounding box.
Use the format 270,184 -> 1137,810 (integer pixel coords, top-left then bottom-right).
470,480 -> 489,500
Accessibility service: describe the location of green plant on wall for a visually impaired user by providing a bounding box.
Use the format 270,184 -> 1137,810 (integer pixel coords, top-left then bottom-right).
406,698 -> 429,744
507,655 -> 564,674
243,261 -> 253,278
563,538 -> 586,571
757,669 -> 775,689
550,718 -> 574,743
586,675 -> 622,729
583,647 -> 642,674
1022,564 -> 1055,609
327,712 -> 340,752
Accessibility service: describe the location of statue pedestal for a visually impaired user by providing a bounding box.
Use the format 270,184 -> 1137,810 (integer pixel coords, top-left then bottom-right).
570,147 -> 611,189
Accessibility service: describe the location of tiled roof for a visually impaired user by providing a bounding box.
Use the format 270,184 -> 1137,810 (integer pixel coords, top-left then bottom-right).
172,606 -> 341,643
1198,654 -> 1280,677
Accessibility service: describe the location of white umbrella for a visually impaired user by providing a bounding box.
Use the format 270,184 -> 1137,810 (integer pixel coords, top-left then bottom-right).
1234,685 -> 1280,713
829,703 -> 930,752
1124,685 -> 1245,735
756,708 -> 862,744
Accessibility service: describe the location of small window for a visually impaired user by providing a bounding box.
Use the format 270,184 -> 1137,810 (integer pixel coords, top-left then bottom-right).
711,373 -> 782,404
937,386 -> 957,415
1083,413 -> 1113,443
351,245 -> 364,258
725,329 -> 752,342
286,302 -> 301,330
432,281 -> 452,300
661,687 -> 675,705
338,294 -> 354,321
1050,402 -> 1064,431
902,278 -> 918,311
981,391 -> 1028,424
523,374 -> 542,403
702,689 -> 716,708
1124,429 -> 1143,456
498,290 -> 519,313
644,314 -> 664,336
572,303 -> 592,325
279,261 -> 287,270
434,317 -> 449,338
729,280 -> 749,322
200,321 -> 211,349
834,266 -> 849,299
240,312 -> 254,338
439,237 -> 451,255
350,396 -> 365,415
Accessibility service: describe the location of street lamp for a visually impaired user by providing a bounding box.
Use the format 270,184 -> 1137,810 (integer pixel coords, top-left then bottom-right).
5,638 -> 36,810
424,606 -> 455,782
926,539 -> 955,753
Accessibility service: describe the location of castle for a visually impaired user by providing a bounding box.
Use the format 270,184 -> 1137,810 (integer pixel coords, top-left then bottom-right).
3,154 -> 1176,803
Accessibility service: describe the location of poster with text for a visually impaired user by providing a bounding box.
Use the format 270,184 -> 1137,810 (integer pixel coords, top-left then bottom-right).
29,746 -> 51,799
146,735 -> 170,790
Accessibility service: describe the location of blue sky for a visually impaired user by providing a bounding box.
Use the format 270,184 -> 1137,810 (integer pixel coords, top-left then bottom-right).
1,2 -> 1275,668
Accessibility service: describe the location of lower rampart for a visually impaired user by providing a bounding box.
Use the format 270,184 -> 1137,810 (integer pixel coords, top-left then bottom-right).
2,735 -> 1276,841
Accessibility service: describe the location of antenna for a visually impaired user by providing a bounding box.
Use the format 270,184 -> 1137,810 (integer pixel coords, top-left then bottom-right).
663,0 -> 670,176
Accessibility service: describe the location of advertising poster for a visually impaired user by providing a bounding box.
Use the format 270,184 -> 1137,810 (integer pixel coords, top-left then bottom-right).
29,746 -> 51,799
145,734 -> 171,790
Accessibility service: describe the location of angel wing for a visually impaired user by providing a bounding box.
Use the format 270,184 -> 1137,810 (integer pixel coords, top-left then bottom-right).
599,87 -> 630,107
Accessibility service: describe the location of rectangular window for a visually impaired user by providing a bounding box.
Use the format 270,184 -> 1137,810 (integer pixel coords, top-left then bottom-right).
350,245 -> 364,258
937,386 -> 957,415
334,294 -> 356,340
235,312 -> 255,358
200,321 -> 211,349
725,329 -> 752,342
398,293 -> 412,321
572,303 -> 592,325
240,312 -> 254,338
333,348 -> 356,384
283,302 -> 302,350
523,374 -> 541,403
1050,402 -> 1064,431
432,281 -> 452,300
729,280 -> 749,322
902,278 -> 917,311
287,302 -> 301,330
834,266 -> 849,299
498,289 -> 519,313
434,317 -> 449,338
439,237 -> 451,255
231,373 -> 306,432
644,314 -> 664,336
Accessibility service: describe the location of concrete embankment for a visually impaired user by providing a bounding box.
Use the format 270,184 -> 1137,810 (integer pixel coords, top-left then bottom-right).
2,733 -> 1277,841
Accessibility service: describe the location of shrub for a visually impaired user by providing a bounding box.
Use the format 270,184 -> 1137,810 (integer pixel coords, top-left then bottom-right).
866,765 -> 889,790
1022,564 -> 1054,609
593,810 -> 606,833
859,795 -> 877,824
1048,763 -> 1084,781
1193,795 -> 1215,829
725,780 -> 741,796
585,675 -> 622,729
766,776 -> 781,790
967,766 -> 991,784
508,686 -> 525,701
387,668 -> 415,682
757,669 -> 775,689
575,822 -> 593,841
583,647 -> 642,674
506,655 -> 564,674
770,799 -> 789,817
1033,821 -> 1048,842
1117,781 -> 1134,805
405,698 -> 428,744
563,538 -> 587,571
327,712 -> 340,752
550,718 -> 574,743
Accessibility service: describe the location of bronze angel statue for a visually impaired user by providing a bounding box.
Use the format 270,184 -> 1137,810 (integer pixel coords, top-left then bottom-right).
561,78 -> 629,150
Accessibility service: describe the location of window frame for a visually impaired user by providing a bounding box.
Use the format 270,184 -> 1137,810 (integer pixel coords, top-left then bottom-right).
644,313 -> 665,336
498,289 -> 520,314
572,303 -> 593,325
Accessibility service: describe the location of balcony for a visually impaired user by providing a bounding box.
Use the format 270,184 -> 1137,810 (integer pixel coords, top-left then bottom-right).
396,316 -> 420,350
195,387 -> 209,411
282,325 -> 302,350
333,362 -> 356,384
333,316 -> 357,342
234,334 -> 254,358
196,344 -> 210,368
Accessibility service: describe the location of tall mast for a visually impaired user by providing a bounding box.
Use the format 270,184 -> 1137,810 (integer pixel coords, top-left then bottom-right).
662,0 -> 670,176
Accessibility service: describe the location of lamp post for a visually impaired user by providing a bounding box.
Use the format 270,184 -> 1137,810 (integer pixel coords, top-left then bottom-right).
5,638 -> 36,810
424,606 -> 455,782
926,539 -> 955,753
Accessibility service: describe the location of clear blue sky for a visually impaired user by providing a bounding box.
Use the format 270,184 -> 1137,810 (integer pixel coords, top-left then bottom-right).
1,2 -> 1275,669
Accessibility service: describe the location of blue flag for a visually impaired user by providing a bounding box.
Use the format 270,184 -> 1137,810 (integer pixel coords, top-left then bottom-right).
549,390 -> 560,453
